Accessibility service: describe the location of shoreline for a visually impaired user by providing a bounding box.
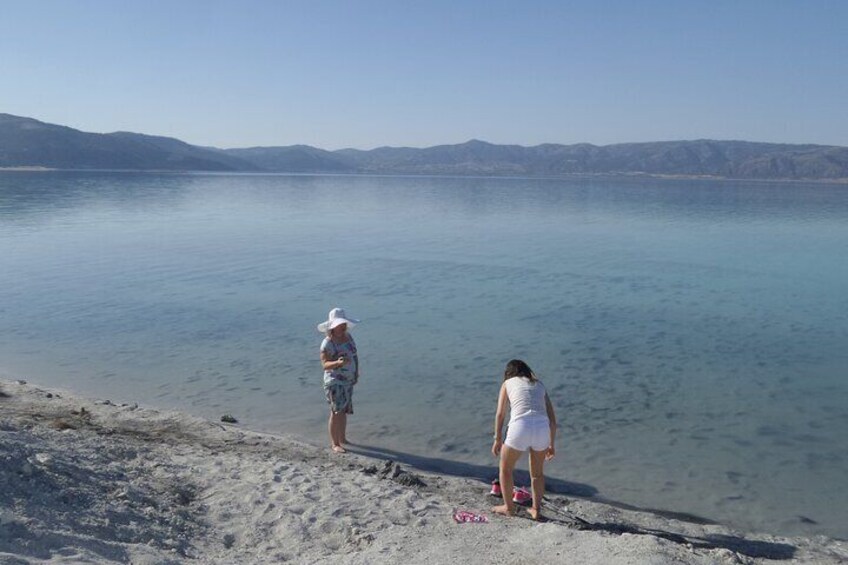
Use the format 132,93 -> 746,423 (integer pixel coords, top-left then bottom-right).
2,167 -> 847,184
1,378 -> 845,564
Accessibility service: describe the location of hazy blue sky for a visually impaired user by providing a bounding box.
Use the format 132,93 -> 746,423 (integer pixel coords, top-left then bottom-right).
2,0 -> 846,149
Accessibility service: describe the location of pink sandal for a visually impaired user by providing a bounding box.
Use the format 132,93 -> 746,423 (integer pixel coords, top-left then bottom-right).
453,509 -> 489,523
489,480 -> 501,496
512,487 -> 532,505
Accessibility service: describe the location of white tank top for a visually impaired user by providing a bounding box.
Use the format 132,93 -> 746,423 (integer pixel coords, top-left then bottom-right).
505,377 -> 548,425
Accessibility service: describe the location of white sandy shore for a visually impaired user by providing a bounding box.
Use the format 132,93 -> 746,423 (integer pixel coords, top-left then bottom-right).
0,379 -> 845,564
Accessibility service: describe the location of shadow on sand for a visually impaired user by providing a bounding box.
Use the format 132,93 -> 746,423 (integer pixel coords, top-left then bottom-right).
348,443 -> 797,561
348,442 -> 597,497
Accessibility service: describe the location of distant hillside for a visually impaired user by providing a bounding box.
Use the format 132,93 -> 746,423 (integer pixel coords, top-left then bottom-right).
2,113 -> 847,180
0,114 -> 255,171
338,139 -> 848,180
222,145 -> 355,173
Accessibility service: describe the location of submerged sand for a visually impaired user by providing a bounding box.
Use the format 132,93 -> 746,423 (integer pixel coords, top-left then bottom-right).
0,379 -> 845,564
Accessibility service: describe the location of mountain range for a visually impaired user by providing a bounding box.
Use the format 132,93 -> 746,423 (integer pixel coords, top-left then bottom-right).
2,113 -> 847,181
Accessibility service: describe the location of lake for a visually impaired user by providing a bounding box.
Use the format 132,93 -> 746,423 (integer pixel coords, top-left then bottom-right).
1,170 -> 846,537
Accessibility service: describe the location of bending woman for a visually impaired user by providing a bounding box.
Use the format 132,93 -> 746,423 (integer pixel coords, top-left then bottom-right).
492,359 -> 557,520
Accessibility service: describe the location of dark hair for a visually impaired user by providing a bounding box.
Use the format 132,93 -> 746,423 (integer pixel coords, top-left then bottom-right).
504,359 -> 537,382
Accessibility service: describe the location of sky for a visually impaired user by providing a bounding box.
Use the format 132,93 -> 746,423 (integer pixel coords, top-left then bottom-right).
2,0 -> 847,150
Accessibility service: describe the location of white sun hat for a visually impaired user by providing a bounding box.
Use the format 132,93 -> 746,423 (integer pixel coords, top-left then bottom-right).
317,307 -> 360,333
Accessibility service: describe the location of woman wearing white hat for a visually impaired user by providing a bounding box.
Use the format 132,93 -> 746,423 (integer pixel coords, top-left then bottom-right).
318,307 -> 361,453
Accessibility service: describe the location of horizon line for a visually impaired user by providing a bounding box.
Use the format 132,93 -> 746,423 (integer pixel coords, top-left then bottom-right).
3,112 -> 844,153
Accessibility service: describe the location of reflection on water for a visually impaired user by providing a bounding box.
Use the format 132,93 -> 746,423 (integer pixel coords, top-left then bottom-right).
1,170 -> 847,537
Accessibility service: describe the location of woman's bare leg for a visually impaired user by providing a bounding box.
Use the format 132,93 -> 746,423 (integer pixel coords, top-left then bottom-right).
338,412 -> 348,447
493,445 -> 522,516
328,412 -> 346,452
528,449 -> 546,520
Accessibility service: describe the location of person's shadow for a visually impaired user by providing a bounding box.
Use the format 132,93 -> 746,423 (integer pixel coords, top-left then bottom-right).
348,442 -> 596,496
347,443 -> 798,561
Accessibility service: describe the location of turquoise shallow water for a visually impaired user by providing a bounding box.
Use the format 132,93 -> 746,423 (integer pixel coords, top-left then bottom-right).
1,171 -> 847,537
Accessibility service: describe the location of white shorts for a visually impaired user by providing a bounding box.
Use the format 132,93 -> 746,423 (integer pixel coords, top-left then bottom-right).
504,419 -> 550,452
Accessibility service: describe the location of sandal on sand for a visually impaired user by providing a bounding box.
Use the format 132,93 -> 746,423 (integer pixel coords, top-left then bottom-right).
489,480 -> 501,497
453,510 -> 489,523
512,487 -> 532,505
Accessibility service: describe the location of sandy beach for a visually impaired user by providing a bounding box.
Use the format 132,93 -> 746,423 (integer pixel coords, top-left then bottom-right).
0,378 -> 845,564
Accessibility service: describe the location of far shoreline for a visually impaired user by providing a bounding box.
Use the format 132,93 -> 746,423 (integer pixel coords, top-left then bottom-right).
1,166 -> 847,184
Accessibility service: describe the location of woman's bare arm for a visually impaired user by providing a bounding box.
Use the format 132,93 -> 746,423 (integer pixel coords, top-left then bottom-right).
320,350 -> 345,371
492,383 -> 509,456
544,393 -> 557,459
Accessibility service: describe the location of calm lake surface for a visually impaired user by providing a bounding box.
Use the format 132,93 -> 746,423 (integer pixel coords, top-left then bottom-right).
2,171 -> 847,537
